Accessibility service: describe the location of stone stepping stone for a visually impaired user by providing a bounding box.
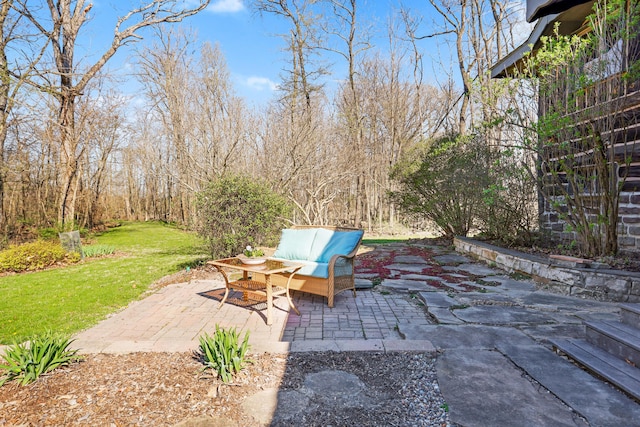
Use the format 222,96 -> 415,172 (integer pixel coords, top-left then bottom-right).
452,305 -> 556,325
444,263 -> 501,276
392,255 -> 429,264
386,263 -> 428,273
484,276 -> 537,292
399,274 -> 446,282
419,292 -> 458,308
355,278 -> 375,289
437,349 -> 590,427
521,292 -> 616,311
381,278 -> 441,292
397,324 -> 534,349
519,324 -> 586,343
304,370 -> 365,400
428,307 -> 465,324
455,293 -> 517,306
433,254 -> 471,265
355,273 -> 379,280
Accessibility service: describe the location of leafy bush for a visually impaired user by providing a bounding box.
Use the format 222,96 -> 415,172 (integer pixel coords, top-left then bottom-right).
0,240 -> 81,273
390,133 -> 491,237
82,244 -> 116,258
0,331 -> 81,386
195,175 -> 292,258
474,152 -> 538,245
198,326 -> 251,383
391,132 -> 536,243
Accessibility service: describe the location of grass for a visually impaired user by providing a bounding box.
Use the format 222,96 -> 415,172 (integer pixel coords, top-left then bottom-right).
0,221 -> 207,344
362,237 -> 412,246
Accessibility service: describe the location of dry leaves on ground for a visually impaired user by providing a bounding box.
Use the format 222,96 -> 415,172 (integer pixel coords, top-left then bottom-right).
0,351 -> 449,426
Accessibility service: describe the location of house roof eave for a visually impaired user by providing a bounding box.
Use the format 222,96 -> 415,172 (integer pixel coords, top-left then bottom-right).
490,0 -> 595,79
490,14 -> 557,79
527,0 -> 593,22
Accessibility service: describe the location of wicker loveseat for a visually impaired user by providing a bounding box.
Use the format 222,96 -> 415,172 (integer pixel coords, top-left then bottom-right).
255,225 -> 364,308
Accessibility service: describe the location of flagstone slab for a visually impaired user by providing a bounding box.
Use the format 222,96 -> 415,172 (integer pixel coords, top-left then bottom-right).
428,307 -> 465,324
386,264 -> 428,273
452,305 -> 557,325
418,292 -> 458,308
380,278 -> 441,292
397,324 -> 533,349
445,263 -> 502,276
399,274 -> 446,282
433,254 -> 471,265
393,255 -> 429,264
354,278 -> 375,289
437,349 -> 589,427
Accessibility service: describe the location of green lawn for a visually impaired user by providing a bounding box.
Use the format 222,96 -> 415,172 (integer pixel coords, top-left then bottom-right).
0,222 -> 208,344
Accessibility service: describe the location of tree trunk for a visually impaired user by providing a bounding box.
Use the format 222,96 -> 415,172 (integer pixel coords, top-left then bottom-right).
57,92 -> 78,227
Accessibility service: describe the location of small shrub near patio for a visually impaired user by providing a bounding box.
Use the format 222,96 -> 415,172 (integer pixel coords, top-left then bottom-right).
195,175 -> 292,259
0,240 -> 81,273
0,331 -> 81,386
82,244 -> 116,258
198,325 -> 251,383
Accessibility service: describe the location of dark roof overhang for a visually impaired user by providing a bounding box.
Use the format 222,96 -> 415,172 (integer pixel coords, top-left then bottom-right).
527,0 -> 594,22
490,0 -> 595,78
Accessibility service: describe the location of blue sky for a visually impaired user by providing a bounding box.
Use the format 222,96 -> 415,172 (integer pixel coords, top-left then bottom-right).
82,0 -> 529,108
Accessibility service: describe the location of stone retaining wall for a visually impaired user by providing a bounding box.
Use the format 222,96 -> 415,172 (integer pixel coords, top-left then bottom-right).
453,236 -> 640,303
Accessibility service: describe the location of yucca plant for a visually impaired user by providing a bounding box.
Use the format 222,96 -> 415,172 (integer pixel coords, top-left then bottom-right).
0,331 -> 81,386
198,325 -> 251,383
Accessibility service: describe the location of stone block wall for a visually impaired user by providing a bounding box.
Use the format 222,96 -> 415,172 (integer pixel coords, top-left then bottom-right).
540,190 -> 640,253
454,236 -> 640,303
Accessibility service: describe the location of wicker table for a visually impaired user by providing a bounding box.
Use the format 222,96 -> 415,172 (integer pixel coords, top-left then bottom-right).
207,257 -> 303,325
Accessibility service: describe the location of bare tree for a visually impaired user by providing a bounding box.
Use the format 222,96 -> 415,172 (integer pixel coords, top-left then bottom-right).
19,0 -> 209,228
0,1 -> 49,233
254,0 -> 326,115
422,0 -> 520,134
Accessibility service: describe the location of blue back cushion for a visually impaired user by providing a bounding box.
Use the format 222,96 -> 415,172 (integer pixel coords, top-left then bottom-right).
273,228 -> 318,260
307,228 -> 335,261
317,230 -> 363,263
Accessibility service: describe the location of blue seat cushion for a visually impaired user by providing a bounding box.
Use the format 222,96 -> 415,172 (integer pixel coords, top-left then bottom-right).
273,228 -> 318,260
274,259 -> 329,279
297,261 -> 329,278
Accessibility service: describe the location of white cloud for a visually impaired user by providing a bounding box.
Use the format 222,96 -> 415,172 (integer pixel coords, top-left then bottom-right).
207,0 -> 245,13
246,76 -> 278,91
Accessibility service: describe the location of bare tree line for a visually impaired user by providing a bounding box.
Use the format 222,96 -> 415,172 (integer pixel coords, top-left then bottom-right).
0,0 -> 528,241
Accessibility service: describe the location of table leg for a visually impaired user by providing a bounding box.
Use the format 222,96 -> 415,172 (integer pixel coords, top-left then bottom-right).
265,273 -> 273,326
284,271 -> 301,316
242,271 -> 249,302
215,266 -> 230,308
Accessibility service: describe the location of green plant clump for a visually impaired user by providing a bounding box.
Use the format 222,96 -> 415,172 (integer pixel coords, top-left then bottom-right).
82,244 -> 116,258
243,246 -> 264,258
199,325 -> 251,383
0,240 -> 81,273
195,175 -> 292,259
0,331 -> 81,386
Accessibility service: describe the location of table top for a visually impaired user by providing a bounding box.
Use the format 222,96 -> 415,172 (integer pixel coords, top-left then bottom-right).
207,257 -> 303,274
